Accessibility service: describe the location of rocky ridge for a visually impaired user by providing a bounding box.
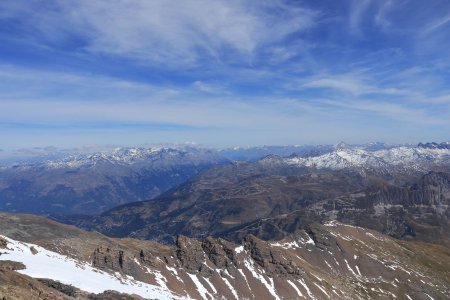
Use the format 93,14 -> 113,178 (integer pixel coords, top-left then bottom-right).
1,212 -> 449,299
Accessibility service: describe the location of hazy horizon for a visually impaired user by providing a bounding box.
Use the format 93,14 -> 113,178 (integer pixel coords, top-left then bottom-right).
1,139 -> 447,162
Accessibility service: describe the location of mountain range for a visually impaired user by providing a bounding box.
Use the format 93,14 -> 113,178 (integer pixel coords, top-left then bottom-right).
0,147 -> 226,215
1,142 -> 450,299
65,146 -> 450,247
1,142 -> 446,216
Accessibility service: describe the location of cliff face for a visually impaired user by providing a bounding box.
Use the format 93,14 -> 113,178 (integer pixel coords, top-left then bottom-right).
1,213 -> 449,299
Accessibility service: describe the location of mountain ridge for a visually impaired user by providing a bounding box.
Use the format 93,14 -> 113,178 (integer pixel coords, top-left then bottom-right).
62,156 -> 450,247
1,212 -> 449,299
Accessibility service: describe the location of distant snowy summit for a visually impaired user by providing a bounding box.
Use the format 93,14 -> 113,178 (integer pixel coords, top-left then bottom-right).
270,142 -> 450,174
0,146 -> 227,215
25,146 -> 224,170
4,141 -> 450,174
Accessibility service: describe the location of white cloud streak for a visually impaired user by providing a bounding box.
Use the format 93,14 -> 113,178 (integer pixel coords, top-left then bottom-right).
0,0 -> 316,67
0,65 -> 446,129
422,13 -> 450,34
349,0 -> 372,35
0,1 -> 449,147
298,72 -> 414,97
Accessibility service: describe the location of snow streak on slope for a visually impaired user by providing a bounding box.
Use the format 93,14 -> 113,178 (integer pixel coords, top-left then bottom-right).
0,235 -> 189,300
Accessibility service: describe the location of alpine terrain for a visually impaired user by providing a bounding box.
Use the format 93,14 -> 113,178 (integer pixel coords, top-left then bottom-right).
0,212 -> 449,299
1,142 -> 450,299
67,143 -> 450,248
2,0 -> 450,299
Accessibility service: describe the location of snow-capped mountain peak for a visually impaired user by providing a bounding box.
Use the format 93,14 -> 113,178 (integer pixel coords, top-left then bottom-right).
28,146 -> 222,170
282,145 -> 450,174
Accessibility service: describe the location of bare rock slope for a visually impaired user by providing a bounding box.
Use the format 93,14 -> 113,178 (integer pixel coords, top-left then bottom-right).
1,212 -> 449,299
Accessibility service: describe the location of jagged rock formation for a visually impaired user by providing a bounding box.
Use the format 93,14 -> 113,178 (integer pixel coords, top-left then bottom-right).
1,212 -> 449,299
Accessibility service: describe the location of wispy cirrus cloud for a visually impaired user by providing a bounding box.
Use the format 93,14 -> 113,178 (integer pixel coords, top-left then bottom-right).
0,65 -> 446,134
290,70 -> 415,98
302,76 -> 373,96
0,0 -> 317,68
374,0 -> 394,29
348,0 -> 372,36
422,13 -> 450,35
0,0 -> 449,149
323,98 -> 447,125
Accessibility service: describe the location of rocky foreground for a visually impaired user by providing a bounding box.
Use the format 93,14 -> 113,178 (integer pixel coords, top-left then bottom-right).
0,212 -> 449,299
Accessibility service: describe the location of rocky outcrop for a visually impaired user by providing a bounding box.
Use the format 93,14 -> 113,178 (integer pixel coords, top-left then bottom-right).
175,235 -> 211,276
0,237 -> 7,249
201,237 -> 236,269
244,234 -> 303,277
0,266 -> 73,299
37,278 -> 80,297
92,246 -> 126,271
0,260 -> 25,271
87,290 -> 145,300
37,279 -> 145,300
37,278 -> 144,300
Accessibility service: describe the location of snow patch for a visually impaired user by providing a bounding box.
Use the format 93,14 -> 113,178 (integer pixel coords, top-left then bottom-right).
187,273 -> 211,300
0,236 -> 187,300
365,232 -> 385,241
166,265 -> 184,283
243,258 -> 280,300
313,282 -> 330,298
202,276 -> 217,294
323,220 -> 337,227
424,293 -> 435,300
344,259 -> 358,276
237,268 -> 252,294
298,279 -> 315,299
287,280 -> 303,297
234,246 -> 244,254
324,260 -> 333,271
222,277 -> 239,300
144,267 -> 167,289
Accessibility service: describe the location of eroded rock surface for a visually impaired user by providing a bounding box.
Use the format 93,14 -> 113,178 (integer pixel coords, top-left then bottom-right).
2,212 -> 449,299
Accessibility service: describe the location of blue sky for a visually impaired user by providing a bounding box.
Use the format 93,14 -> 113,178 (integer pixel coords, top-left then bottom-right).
0,0 -> 449,150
